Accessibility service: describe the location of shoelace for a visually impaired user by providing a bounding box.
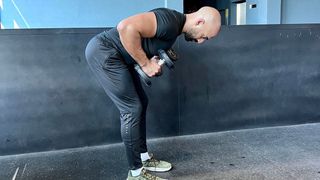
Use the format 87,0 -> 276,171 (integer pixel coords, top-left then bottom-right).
141,169 -> 158,180
145,156 -> 160,167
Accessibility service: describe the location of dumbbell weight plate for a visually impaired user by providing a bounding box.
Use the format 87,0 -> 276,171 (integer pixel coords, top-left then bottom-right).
167,49 -> 178,61
134,64 -> 152,86
158,49 -> 175,69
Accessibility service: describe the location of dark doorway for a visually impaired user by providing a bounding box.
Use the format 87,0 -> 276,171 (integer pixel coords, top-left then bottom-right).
184,0 -> 230,25
184,0 -> 217,13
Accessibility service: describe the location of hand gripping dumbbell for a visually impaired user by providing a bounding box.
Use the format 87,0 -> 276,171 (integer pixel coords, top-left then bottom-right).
134,49 -> 176,87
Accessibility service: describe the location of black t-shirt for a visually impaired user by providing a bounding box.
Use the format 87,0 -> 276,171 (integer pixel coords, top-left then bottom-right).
100,8 -> 186,64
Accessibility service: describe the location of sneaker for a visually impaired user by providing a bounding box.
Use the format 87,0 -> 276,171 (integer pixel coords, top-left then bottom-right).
127,168 -> 167,180
142,153 -> 172,172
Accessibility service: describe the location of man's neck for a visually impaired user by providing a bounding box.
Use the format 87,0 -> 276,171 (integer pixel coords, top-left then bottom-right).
182,13 -> 194,33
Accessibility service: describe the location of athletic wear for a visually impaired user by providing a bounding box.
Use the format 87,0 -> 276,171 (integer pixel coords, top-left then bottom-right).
85,36 -> 148,170
142,153 -> 172,172
85,8 -> 184,171
141,152 -> 152,162
131,167 -> 143,177
127,168 -> 167,180
98,8 -> 185,64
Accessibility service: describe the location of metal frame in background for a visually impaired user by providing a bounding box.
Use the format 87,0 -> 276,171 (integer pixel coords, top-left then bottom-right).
0,1 -> 2,29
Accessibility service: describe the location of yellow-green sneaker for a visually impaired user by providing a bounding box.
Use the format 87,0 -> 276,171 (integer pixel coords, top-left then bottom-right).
127,168 -> 167,180
142,154 -> 172,172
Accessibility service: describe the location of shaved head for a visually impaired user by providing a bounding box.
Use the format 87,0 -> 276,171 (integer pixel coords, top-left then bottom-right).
182,6 -> 221,43
197,6 -> 221,37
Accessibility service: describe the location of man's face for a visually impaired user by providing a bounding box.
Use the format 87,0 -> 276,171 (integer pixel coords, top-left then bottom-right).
184,28 -> 198,42
184,25 -> 210,44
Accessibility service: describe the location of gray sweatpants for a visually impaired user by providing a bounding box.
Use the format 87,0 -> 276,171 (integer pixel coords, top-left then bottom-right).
85,34 -> 148,170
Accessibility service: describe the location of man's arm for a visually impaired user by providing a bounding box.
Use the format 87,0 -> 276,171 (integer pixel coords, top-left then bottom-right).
117,12 -> 157,68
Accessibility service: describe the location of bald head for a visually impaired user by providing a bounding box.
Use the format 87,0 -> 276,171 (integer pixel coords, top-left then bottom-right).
182,6 -> 221,43
197,6 -> 221,35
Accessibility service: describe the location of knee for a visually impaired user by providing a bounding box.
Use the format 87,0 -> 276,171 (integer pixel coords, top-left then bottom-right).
120,102 -> 144,123
131,102 -> 144,116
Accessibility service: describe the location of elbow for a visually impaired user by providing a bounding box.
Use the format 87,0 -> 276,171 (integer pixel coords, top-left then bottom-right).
117,20 -> 132,33
117,20 -> 126,33
117,20 -> 135,35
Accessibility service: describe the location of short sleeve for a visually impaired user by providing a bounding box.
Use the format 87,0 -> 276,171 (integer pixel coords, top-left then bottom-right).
153,9 -> 184,40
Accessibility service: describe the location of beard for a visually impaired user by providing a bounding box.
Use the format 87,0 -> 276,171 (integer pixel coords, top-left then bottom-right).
184,31 -> 198,42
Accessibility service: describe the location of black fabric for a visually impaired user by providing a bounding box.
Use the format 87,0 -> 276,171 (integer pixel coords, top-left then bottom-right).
84,8 -> 185,170
100,8 -> 186,64
141,8 -> 186,56
85,36 -> 148,170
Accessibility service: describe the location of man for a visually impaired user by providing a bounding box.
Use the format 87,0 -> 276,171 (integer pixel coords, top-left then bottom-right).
85,6 -> 221,180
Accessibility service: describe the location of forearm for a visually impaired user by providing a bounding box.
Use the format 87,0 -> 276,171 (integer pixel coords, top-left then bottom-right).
118,26 -> 149,67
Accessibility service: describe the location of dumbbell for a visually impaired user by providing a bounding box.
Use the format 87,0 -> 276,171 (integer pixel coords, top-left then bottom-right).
166,48 -> 178,61
134,49 -> 176,87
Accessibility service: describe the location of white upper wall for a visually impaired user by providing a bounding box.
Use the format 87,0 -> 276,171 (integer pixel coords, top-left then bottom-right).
1,0 -> 183,29
282,0 -> 320,24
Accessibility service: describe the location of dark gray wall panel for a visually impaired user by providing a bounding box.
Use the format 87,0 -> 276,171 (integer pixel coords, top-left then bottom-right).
1,25 -> 320,155
175,25 -> 320,135
0,29 -> 179,155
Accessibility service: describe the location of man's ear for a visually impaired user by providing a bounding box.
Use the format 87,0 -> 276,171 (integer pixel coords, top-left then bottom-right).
196,18 -> 205,25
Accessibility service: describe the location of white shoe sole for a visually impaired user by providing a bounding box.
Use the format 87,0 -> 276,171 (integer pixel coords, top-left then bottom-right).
127,178 -> 168,180
127,175 -> 169,180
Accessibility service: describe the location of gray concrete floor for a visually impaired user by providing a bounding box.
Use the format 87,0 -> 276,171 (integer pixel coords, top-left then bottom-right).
1,123 -> 320,180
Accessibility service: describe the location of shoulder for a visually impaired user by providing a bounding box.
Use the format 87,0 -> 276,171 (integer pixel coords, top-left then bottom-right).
150,8 -> 183,19
149,8 -> 185,39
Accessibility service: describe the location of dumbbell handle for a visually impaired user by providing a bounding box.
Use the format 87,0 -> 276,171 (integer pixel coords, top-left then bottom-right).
135,49 -> 176,87
134,64 -> 152,86
157,59 -> 165,66
134,59 -> 165,86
